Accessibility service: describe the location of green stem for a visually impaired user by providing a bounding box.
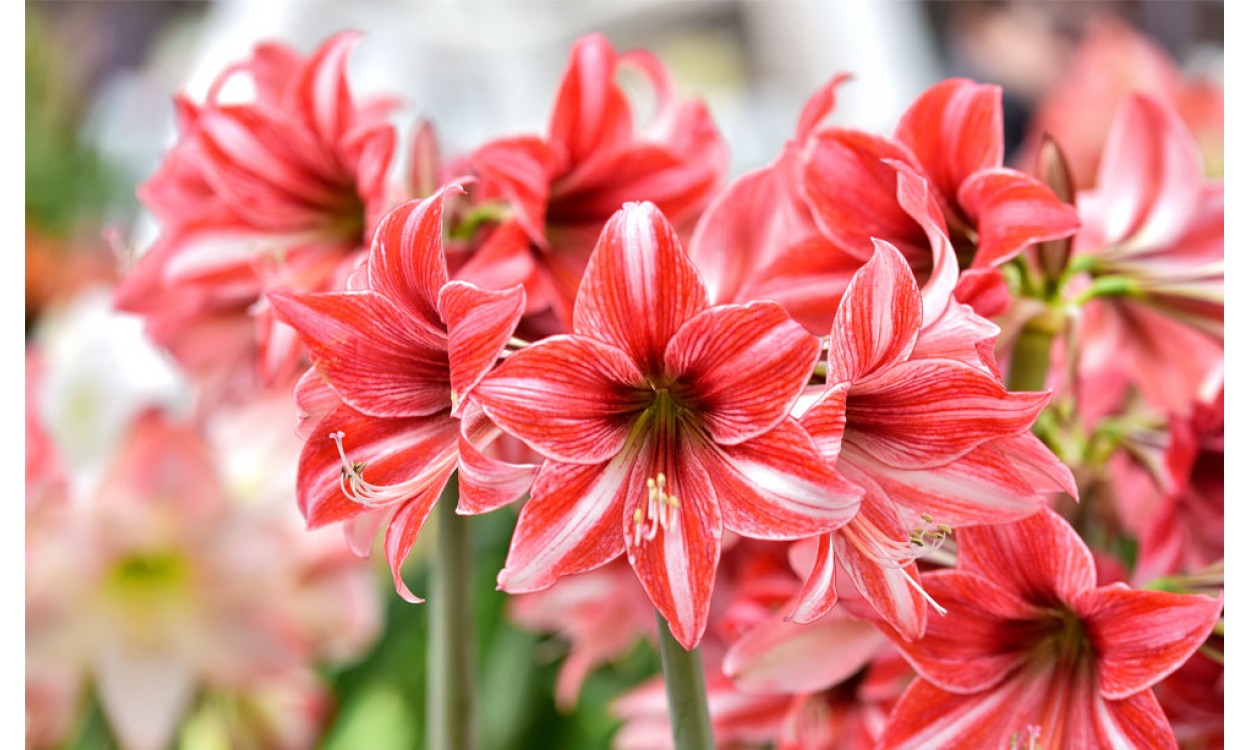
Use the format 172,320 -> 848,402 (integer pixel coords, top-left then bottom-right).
428,473 -> 476,750
656,612 -> 715,750
1008,320 -> 1058,393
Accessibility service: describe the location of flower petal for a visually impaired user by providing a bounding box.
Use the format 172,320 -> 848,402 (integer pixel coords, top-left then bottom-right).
894,78 -> 1003,205
498,451 -> 638,593
1078,587 -> 1222,700
665,301 -> 820,444
382,473 -> 455,603
474,335 -> 647,465
437,281 -> 525,414
958,168 -> 1081,269
845,359 -> 1049,469
470,136 -> 559,246
788,533 -> 839,624
890,160 -> 961,327
296,405 -> 460,529
573,202 -> 710,375
269,289 -> 451,418
548,33 -> 632,166
957,507 -> 1096,607
827,240 -> 923,383
700,418 -> 862,540
367,187 -> 460,329
625,442 -> 722,650
724,611 -> 884,694
454,402 -> 539,515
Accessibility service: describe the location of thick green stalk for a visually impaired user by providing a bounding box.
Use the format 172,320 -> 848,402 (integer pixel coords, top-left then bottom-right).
656,612 -> 715,750
1008,320 -> 1057,393
427,473 -> 476,750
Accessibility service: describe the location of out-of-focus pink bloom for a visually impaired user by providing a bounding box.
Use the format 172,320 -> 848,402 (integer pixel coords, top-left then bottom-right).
509,560 -> 655,709
269,188 -> 534,601
26,409 -> 380,750
25,349 -> 66,513
690,76 -> 1077,334
1107,380 -> 1223,584
116,32 -> 398,392
463,33 -> 728,328
1022,16 -> 1224,190
1074,94 -> 1223,413
1155,649 -> 1224,750
880,508 -> 1222,749
475,202 -> 861,649
794,240 -> 1074,638
612,672 -> 793,750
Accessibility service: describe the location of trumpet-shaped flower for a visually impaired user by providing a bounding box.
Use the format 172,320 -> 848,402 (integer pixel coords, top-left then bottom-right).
793,238 -> 1075,639
474,202 -> 862,648
269,187 -> 533,601
117,32 -> 397,390
879,508 -> 1222,749
463,33 -> 728,326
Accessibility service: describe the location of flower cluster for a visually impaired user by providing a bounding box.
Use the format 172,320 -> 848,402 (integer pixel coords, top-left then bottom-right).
35,18 -> 1222,749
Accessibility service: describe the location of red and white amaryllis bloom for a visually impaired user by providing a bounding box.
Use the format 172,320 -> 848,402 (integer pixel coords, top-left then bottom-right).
880,507 -> 1222,749
1074,93 -> 1223,413
117,32 -> 397,389
462,33 -> 728,327
793,238 -> 1075,640
474,201 -> 862,648
689,76 -> 1078,334
269,187 -> 535,601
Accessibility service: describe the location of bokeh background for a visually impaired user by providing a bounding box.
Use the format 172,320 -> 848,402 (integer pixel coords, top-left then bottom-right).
25,2 -> 1223,748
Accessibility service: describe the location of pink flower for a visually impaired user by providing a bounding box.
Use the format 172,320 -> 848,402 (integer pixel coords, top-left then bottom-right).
462,33 -> 728,327
1021,16 -> 1223,190
269,187 -> 534,601
880,508 -> 1222,749
689,76 -> 1077,333
1074,94 -> 1223,413
474,201 -> 861,648
612,672 -> 793,750
793,238 -> 1074,639
117,32 -> 398,390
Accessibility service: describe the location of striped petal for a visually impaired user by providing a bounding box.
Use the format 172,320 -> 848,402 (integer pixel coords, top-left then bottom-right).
827,240 -> 923,383
665,301 -> 820,445
367,188 -> 459,330
894,78 -> 1003,205
957,507 -> 1096,607
437,281 -> 525,414
573,202 -> 710,376
958,168 -> 1081,269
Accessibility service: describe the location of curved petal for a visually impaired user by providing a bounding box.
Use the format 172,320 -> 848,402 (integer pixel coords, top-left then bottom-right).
573,202 -> 710,375
269,289 -> 451,418
890,160 -> 960,327
437,281 -> 525,413
469,136 -> 559,246
797,383 -> 849,463
958,168 -> 1081,269
1078,587 -> 1222,700
666,301 -> 820,445
498,450 -> 640,593
845,359 -> 1049,469
699,419 -> 862,540
294,31 -> 360,148
474,335 -> 648,465
794,72 -> 853,142
894,78 -> 1003,204
455,402 -> 539,515
367,187 -> 461,328
885,570 -> 1041,694
957,507 -> 1096,607
548,33 -> 632,166
382,472 -> 455,603
625,439 -> 722,650
827,240 -> 923,383
296,405 -> 460,529
788,533 -> 839,624
724,612 -> 883,694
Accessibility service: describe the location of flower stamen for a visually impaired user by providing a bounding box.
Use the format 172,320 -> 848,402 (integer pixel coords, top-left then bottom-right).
330,430 -> 428,508
632,473 -> 680,546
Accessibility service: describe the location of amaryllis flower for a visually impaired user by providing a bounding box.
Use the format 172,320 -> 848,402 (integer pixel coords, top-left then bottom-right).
116,32 -> 397,390
1021,16 -> 1224,190
793,236 -> 1075,639
879,507 -> 1222,749
1074,93 -> 1223,413
612,672 -> 793,750
25,410 -> 377,750
690,75 -> 1077,334
474,201 -> 862,648
269,187 -> 533,601
461,33 -> 728,327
